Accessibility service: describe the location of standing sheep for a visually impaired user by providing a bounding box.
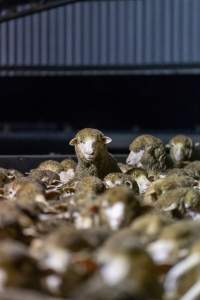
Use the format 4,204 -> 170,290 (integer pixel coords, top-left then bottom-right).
69,128 -> 121,179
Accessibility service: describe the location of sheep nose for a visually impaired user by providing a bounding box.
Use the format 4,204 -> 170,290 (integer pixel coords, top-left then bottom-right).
173,145 -> 184,161
86,149 -> 94,155
126,155 -> 132,165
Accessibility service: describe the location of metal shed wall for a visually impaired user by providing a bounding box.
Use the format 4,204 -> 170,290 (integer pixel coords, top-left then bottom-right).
0,0 -> 200,75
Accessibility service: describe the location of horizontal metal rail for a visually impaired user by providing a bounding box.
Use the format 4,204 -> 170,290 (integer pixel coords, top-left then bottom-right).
0,131 -> 198,155
1,64 -> 200,76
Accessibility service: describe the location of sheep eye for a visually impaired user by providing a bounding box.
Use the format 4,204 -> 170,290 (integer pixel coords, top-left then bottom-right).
125,181 -> 132,187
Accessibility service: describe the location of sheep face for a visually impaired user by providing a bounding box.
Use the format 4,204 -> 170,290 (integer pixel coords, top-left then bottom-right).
169,135 -> 193,162
69,128 -> 112,163
171,142 -> 192,162
126,150 -> 144,167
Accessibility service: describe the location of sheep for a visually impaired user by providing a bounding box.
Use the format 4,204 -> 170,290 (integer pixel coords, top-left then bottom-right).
126,134 -> 168,175
69,128 -> 121,179
168,135 -> 193,165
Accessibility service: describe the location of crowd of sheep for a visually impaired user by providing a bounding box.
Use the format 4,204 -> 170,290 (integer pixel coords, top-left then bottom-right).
0,128 -> 200,300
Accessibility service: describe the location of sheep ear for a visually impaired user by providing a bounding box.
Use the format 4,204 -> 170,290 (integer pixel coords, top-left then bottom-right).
103,136 -> 112,144
69,138 -> 77,146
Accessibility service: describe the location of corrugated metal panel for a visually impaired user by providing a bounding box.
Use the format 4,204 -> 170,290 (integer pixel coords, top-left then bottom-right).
0,0 -> 200,76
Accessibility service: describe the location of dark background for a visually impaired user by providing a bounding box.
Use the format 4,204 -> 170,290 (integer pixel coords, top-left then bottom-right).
0,75 -> 199,154
1,75 -> 200,130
